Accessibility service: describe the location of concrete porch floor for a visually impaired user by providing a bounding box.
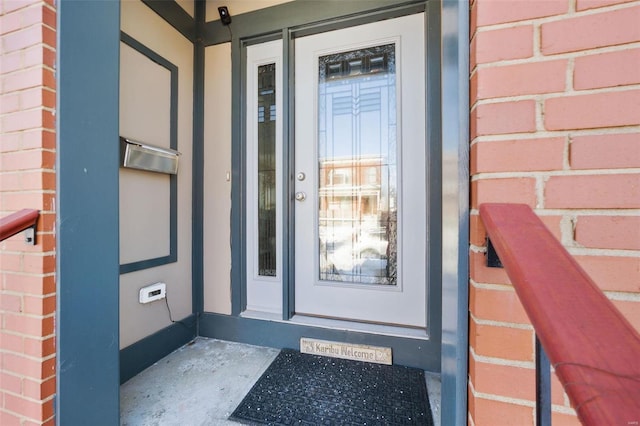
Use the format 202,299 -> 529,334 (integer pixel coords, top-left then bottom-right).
120,337 -> 441,425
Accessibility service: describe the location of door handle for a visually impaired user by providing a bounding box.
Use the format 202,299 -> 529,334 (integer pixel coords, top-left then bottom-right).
295,192 -> 306,202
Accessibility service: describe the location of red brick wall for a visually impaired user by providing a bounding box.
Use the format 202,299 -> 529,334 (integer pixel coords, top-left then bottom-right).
0,0 -> 57,424
469,0 -> 640,424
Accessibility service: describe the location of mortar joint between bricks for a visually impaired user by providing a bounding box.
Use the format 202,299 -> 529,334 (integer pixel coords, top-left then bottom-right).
563,135 -> 571,170
535,175 -> 548,209
560,214 -> 577,248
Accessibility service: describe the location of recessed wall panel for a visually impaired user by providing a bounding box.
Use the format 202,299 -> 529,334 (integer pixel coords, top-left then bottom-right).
119,42 -> 172,264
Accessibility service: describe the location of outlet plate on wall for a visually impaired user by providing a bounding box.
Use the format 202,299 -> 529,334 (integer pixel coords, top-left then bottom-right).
139,282 -> 166,304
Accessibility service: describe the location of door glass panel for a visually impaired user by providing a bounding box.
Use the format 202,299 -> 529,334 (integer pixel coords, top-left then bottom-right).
258,63 -> 277,276
317,44 -> 397,286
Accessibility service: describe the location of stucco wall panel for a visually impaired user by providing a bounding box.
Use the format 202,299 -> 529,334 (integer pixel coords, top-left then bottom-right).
203,43 -> 232,314
119,0 -> 194,349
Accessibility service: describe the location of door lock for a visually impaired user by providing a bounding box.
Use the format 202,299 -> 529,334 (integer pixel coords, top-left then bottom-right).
295,192 -> 306,201
296,172 -> 306,181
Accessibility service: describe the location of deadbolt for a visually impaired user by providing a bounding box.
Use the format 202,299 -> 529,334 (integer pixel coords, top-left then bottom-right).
296,172 -> 306,181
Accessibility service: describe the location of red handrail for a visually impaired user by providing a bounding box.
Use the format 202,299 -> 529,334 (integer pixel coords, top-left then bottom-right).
479,203 -> 640,425
0,209 -> 39,243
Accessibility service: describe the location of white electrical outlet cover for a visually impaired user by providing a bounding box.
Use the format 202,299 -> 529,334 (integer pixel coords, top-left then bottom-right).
139,282 -> 166,304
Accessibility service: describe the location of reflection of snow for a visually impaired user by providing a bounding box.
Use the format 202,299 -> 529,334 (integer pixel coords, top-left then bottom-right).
319,221 -> 392,285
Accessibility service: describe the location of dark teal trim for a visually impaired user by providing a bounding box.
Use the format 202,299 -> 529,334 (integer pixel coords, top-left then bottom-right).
119,32 -> 179,275
120,315 -> 197,384
120,255 -> 176,274
425,0 -> 443,359
199,313 -> 440,371
202,16 -> 230,44
231,31 -> 245,316
192,0 -> 205,318
56,0 -> 121,424
290,2 -> 426,38
202,0 -> 425,46
282,29 -> 295,320
142,0 -> 196,42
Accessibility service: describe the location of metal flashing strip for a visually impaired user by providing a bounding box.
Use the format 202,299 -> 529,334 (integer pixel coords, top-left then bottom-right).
440,0 -> 471,424
425,1 -> 444,356
119,32 -> 179,275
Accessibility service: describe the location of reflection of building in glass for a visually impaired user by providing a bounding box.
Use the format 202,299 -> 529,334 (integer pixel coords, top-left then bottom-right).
319,155 -> 387,220
318,155 -> 397,285
315,43 -> 398,286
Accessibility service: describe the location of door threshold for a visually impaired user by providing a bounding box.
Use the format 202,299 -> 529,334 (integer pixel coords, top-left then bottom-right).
240,311 -> 430,340
240,310 -> 282,321
290,315 -> 429,340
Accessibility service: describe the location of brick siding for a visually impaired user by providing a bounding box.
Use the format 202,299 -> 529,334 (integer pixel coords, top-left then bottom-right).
469,0 -> 640,424
0,0 -> 57,424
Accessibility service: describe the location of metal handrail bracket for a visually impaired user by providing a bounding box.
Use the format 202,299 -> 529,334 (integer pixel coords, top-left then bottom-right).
0,209 -> 39,245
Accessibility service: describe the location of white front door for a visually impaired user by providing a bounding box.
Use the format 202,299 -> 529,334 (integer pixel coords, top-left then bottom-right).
294,13 -> 427,328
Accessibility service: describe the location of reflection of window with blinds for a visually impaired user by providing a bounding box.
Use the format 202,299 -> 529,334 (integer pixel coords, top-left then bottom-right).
332,169 -> 350,185
257,63 -> 277,277
367,167 -> 377,184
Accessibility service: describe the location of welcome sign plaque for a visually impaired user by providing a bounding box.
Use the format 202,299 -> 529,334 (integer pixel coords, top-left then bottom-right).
300,338 -> 392,365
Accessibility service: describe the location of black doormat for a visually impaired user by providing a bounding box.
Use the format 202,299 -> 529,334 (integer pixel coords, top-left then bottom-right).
229,349 -> 433,425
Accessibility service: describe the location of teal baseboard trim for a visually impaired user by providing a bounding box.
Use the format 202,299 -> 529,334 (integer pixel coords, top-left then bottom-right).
199,312 -> 440,372
120,314 -> 197,384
